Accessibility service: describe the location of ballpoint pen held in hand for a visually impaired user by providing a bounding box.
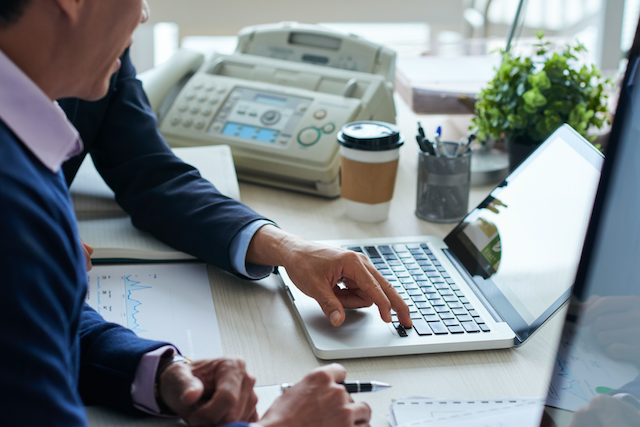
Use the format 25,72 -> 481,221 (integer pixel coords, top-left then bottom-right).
281,381 -> 391,394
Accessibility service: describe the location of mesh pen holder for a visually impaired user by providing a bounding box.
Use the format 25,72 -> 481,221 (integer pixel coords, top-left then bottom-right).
416,142 -> 472,223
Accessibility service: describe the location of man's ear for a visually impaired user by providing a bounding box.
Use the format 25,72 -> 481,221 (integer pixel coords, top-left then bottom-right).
51,0 -> 85,25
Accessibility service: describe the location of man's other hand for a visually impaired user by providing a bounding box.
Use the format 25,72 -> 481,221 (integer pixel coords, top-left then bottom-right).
158,357 -> 258,426
259,364 -> 371,427
247,225 -> 412,328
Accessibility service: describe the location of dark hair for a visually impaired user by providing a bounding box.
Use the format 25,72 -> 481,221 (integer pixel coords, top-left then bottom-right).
0,0 -> 30,28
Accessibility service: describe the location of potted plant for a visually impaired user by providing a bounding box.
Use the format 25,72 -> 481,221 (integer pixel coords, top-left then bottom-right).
472,32 -> 613,170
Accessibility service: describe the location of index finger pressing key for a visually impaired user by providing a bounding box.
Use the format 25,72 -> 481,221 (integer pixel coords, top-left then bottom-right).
369,266 -> 412,327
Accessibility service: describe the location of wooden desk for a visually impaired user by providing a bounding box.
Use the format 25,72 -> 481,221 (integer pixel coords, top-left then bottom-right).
209,97 -> 564,426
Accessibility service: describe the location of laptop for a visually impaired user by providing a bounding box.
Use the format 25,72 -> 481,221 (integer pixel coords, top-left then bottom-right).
540,22 -> 640,426
279,123 -> 604,359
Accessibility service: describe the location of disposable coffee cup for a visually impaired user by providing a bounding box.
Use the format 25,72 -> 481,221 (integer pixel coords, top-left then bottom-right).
337,121 -> 404,222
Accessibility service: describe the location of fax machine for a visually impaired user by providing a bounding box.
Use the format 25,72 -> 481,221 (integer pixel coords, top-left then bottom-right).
140,22 -> 397,197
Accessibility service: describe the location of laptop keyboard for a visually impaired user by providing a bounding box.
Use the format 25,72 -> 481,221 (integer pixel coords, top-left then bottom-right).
347,243 -> 490,337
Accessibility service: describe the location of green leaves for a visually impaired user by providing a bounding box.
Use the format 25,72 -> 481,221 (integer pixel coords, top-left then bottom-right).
472,36 -> 613,146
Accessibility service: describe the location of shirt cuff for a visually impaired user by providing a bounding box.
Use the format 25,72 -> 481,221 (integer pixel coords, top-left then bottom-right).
131,345 -> 177,415
230,219 -> 277,279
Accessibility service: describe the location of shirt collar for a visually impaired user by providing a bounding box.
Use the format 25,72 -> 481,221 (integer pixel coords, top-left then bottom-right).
0,49 -> 82,173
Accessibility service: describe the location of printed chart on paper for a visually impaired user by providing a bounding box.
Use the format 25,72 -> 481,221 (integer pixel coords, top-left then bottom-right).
85,263 -> 223,360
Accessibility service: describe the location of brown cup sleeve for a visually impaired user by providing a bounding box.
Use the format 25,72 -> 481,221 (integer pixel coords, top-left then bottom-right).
340,157 -> 399,204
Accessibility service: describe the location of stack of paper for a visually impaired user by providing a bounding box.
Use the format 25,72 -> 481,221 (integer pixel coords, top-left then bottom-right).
388,397 -> 545,427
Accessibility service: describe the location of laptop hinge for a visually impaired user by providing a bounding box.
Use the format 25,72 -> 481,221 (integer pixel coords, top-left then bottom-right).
442,249 -> 504,324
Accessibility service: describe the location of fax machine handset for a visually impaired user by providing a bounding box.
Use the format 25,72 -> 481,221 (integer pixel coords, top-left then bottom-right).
235,22 -> 396,88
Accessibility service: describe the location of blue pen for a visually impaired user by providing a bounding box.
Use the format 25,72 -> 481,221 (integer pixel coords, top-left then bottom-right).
434,126 -> 444,157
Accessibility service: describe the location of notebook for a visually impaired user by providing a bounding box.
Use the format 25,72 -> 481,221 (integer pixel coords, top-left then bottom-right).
279,124 -> 604,359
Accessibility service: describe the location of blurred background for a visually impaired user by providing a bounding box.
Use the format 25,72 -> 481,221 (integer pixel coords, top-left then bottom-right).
131,0 -> 638,74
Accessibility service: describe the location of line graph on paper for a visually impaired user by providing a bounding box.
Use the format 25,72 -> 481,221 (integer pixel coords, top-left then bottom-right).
84,263 -> 223,360
86,271 -> 174,340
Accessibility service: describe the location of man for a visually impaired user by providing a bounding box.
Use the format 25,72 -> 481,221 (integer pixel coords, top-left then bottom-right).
0,1 -> 372,425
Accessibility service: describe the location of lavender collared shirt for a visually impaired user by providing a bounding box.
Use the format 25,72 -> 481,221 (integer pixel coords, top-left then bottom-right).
0,48 -> 273,421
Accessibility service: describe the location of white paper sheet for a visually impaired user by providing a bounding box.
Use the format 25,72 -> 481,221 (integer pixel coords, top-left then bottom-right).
389,398 -> 544,427
85,263 -> 222,360
545,323 -> 639,412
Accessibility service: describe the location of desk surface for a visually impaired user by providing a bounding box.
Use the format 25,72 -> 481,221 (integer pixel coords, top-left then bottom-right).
210,97 -> 563,426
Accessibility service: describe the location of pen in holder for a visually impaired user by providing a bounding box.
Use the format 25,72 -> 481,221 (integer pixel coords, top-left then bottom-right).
415,142 -> 472,223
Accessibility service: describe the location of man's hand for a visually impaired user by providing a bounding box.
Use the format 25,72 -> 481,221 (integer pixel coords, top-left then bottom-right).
259,364 -> 371,427
247,225 -> 412,327
158,357 -> 258,426
568,395 -> 640,427
81,240 -> 94,271
580,295 -> 640,365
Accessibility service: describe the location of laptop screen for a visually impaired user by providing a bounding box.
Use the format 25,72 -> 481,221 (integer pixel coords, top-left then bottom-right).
541,30 -> 640,425
444,125 -> 603,343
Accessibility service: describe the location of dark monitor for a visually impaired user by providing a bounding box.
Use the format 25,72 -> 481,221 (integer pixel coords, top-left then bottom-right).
541,18 -> 640,427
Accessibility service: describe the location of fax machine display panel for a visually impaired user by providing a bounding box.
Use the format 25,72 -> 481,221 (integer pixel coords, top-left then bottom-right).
444,129 -> 602,341
208,87 -> 312,147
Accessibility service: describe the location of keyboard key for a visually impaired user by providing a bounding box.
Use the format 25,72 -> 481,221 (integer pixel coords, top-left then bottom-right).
420,243 -> 429,250
419,308 -> 435,316
422,288 -> 437,295
406,244 -> 421,250
462,321 -> 480,333
413,274 -> 428,281
391,266 -> 406,272
464,303 -> 474,310
437,266 -> 447,272
480,324 -> 491,332
446,278 -> 456,284
393,244 -> 409,252
415,302 -> 430,309
383,275 -> 397,282
475,317 -> 485,324
447,302 -> 463,309
460,297 -> 469,304
396,272 -> 410,278
457,314 -> 473,322
439,312 -> 455,319
410,312 -> 423,320
452,308 -> 467,315
396,325 -> 408,337
400,278 -> 415,284
404,283 -> 419,290
347,247 -> 363,252
430,299 -> 446,306
442,272 -> 451,278
408,306 -> 419,313
434,283 -> 449,290
378,245 -> 393,254
426,254 -> 437,260
450,284 -> 460,291
455,291 -> 465,297
384,254 -> 398,260
432,261 -> 441,266
411,295 -> 427,302
417,260 -> 432,266
412,318 -> 433,336
469,310 -> 479,317
439,289 -> 454,296
364,246 -> 381,258
434,306 -> 450,313
448,325 -> 465,334
431,278 -> 446,284
388,260 -> 402,266
427,293 -> 442,300
426,272 -> 440,278
416,280 -> 430,287
407,289 -> 422,296
414,255 -> 429,260
424,314 -> 441,322
408,268 -> 422,274
429,322 -> 449,334
421,266 -> 437,273
377,268 -> 392,275
443,295 -> 458,302
443,319 -> 460,326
